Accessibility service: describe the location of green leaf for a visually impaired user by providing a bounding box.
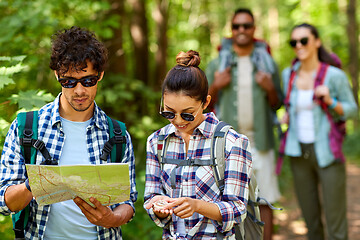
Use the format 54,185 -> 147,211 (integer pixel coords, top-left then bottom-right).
0,75 -> 15,89
0,63 -> 27,75
0,55 -> 26,62
10,90 -> 54,110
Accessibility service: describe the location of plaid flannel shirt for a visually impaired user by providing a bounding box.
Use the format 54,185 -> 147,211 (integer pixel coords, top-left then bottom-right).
144,112 -> 252,239
0,94 -> 137,240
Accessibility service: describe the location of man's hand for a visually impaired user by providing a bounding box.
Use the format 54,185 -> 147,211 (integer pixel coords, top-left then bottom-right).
208,67 -> 232,110
74,197 -> 117,229
255,71 -> 279,108
255,71 -> 273,92
213,67 -> 232,90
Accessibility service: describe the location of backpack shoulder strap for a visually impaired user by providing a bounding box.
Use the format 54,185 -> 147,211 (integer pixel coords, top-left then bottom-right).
314,63 -> 330,112
156,128 -> 168,170
18,111 -> 55,165
285,67 -> 297,109
14,111 -> 38,239
18,111 -> 38,164
101,116 -> 127,163
211,121 -> 232,194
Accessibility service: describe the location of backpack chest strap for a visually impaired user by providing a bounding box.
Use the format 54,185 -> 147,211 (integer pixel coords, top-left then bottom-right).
163,157 -> 216,189
162,157 -> 215,166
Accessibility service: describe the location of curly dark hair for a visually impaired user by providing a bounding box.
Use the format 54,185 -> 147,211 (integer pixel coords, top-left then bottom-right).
49,26 -> 108,75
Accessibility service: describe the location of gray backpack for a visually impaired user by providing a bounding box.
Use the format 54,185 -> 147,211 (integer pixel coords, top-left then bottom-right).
157,121 -> 270,239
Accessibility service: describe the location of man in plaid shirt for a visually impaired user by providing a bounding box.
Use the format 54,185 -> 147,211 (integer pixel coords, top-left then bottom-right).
0,26 -> 137,239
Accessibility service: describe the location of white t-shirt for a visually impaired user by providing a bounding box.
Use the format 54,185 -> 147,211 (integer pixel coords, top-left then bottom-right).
296,89 -> 315,143
237,56 -> 254,144
44,117 -> 97,240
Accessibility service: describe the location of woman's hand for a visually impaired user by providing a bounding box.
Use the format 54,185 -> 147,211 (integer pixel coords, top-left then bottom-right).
166,197 -> 198,219
314,85 -> 332,105
166,197 -> 222,222
280,112 -> 289,125
145,195 -> 173,219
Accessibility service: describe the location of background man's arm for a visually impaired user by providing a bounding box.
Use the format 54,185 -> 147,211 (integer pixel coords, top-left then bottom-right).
207,67 -> 232,110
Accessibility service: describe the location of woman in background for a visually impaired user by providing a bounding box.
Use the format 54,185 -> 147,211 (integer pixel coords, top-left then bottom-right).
282,23 -> 357,240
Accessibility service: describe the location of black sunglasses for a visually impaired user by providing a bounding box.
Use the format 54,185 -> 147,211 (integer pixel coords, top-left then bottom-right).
289,37 -> 309,48
159,98 -> 202,122
231,23 -> 254,30
57,72 -> 101,88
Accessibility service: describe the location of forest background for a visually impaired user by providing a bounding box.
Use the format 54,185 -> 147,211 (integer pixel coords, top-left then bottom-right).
0,0 -> 359,239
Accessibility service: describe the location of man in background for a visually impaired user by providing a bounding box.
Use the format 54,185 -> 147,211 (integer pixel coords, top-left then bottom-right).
206,8 -> 283,240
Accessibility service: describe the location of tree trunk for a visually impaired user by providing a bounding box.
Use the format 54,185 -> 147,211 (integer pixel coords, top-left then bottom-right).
107,0 -> 127,75
153,0 -> 169,89
129,0 -> 149,84
346,0 -> 359,110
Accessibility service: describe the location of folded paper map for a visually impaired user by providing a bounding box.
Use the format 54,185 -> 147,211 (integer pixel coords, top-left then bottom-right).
26,163 -> 130,206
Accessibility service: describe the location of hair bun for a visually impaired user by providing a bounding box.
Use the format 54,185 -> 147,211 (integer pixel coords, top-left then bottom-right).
176,50 -> 200,67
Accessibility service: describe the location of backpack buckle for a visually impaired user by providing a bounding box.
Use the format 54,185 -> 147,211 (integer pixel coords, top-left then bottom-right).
23,129 -> 33,138
114,135 -> 126,144
20,137 -> 33,147
102,142 -> 113,154
40,158 -> 57,165
33,140 -> 45,150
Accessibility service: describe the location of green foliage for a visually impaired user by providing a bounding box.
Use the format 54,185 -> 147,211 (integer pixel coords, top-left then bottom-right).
0,55 -> 27,89
0,215 -> 13,240
10,90 -> 54,110
343,129 -> 360,166
0,0 -> 359,238
121,171 -> 163,240
96,73 -> 166,171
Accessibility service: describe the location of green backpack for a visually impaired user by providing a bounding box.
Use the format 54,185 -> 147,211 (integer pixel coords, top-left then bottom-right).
157,121 -> 280,240
12,111 -> 127,239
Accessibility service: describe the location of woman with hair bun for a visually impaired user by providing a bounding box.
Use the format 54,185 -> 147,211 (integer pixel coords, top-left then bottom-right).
282,23 -> 357,240
144,50 -> 253,239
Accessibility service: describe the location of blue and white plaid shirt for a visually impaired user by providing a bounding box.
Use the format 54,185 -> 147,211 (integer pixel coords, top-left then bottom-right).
144,112 -> 252,239
0,94 -> 137,240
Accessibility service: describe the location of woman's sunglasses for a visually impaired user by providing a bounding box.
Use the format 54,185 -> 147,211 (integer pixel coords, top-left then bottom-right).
159,98 -> 202,122
57,72 -> 101,88
289,37 -> 309,48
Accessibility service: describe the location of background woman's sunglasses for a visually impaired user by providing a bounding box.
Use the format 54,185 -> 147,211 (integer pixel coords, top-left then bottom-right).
289,37 -> 309,48
57,72 -> 101,88
159,98 -> 202,121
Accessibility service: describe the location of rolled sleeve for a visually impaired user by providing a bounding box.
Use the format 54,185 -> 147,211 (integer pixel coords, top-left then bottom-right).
0,119 -> 26,215
212,131 -> 252,232
0,184 -> 12,215
119,131 -> 137,218
144,195 -> 172,228
143,133 -> 173,228
329,69 -> 358,119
